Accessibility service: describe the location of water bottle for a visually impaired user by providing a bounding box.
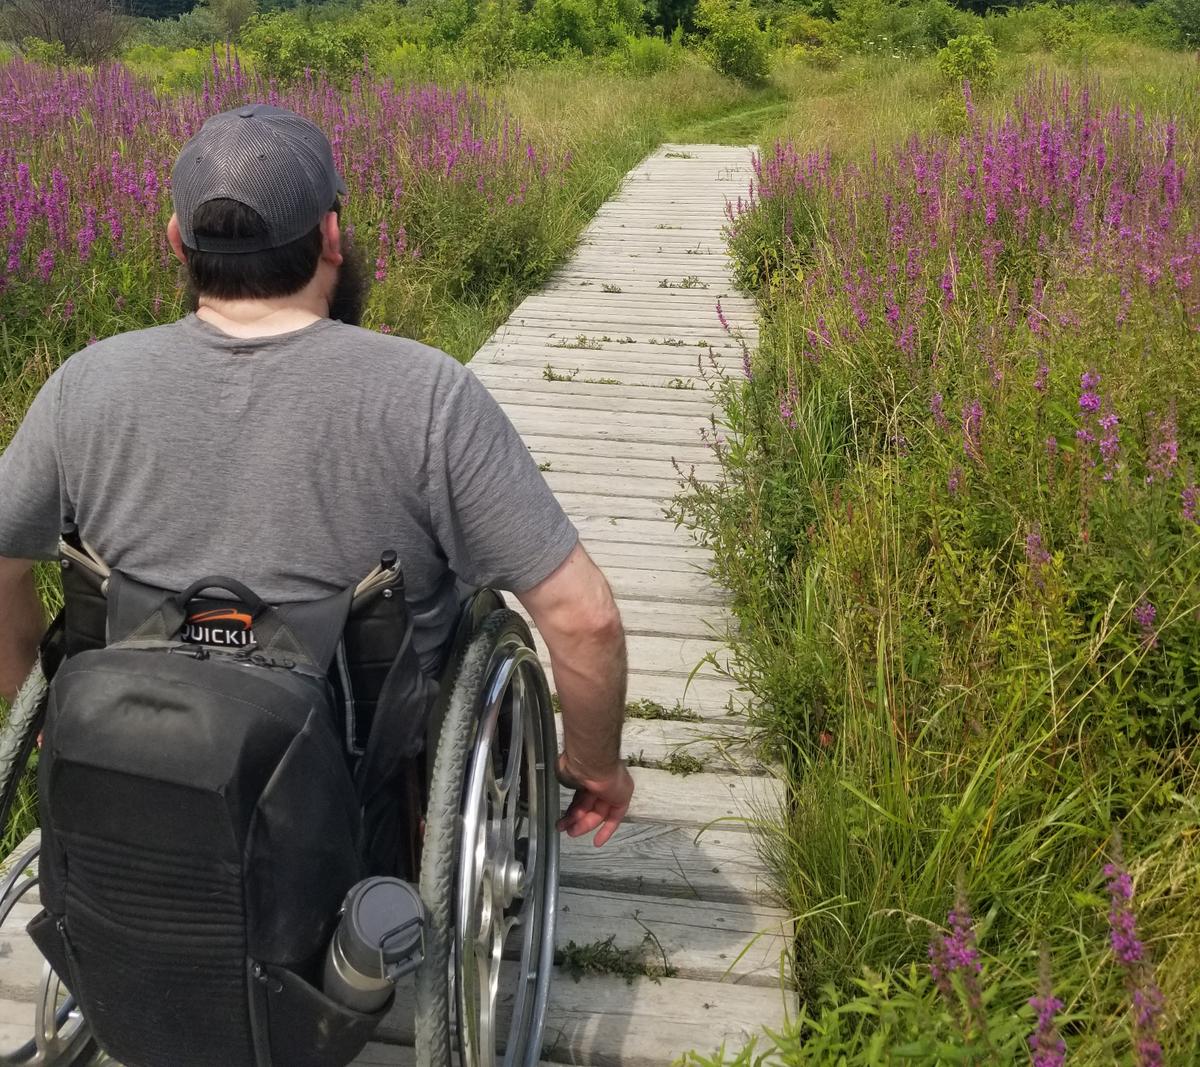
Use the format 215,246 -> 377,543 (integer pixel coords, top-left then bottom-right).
323,877 -> 426,1013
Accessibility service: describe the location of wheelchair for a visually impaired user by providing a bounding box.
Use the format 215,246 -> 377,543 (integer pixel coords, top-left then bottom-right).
0,536 -> 559,1067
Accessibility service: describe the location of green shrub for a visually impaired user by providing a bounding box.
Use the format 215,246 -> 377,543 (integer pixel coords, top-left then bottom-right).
20,37 -> 68,66
527,0 -> 602,57
936,33 -> 999,91
695,0 -> 770,85
123,44 -> 216,89
461,0 -> 530,72
794,41 -> 844,69
621,33 -> 675,74
832,0 -> 982,57
241,8 -> 382,83
1153,0 -> 1200,45
128,4 -> 224,49
779,10 -> 834,48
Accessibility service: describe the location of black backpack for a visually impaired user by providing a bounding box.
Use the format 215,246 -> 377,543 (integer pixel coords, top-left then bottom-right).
31,558 -> 436,1067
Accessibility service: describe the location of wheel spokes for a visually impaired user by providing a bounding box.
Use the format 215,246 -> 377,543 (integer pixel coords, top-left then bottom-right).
456,643 -> 558,1067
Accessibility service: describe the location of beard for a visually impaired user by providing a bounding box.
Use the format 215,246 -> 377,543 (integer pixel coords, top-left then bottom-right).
327,233 -> 369,327
183,232 -> 372,327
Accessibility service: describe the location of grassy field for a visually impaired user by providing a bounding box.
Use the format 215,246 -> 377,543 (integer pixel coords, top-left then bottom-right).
674,46 -> 1200,1067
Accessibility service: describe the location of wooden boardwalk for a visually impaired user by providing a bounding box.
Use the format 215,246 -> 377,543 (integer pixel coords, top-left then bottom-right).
430,144 -> 791,1064
0,145 -> 793,1066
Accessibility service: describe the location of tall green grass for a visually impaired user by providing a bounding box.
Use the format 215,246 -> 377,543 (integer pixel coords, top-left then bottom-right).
675,52 -> 1200,1065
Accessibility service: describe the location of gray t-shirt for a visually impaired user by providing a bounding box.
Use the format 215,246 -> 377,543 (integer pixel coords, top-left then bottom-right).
0,315 -> 577,668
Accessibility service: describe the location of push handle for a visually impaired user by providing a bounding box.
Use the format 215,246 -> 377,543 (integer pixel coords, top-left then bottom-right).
172,576 -> 269,619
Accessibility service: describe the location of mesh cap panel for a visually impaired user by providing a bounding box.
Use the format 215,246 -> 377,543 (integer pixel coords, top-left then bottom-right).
172,104 -> 347,254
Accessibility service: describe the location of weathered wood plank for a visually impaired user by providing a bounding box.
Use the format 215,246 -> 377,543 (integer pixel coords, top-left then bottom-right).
604,767 -> 784,830
559,820 -> 775,904
473,376 -> 719,408
542,472 -> 686,501
523,435 -> 714,465
555,887 -> 790,987
525,452 -> 721,485
483,387 -> 715,418
555,717 -> 763,776
513,595 -> 732,640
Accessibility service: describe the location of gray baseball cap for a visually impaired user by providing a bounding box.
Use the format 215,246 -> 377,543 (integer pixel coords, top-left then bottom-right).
172,104 -> 347,254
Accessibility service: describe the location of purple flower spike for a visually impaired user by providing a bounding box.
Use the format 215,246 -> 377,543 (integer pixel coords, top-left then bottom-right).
1034,362 -> 1050,394
948,465 -> 963,497
1028,948 -> 1066,1067
1133,600 -> 1158,649
1026,525 -> 1051,583
1105,856 -> 1165,1066
1145,408 -> 1179,485
1184,481 -> 1199,525
930,392 -> 949,431
928,884 -> 986,1038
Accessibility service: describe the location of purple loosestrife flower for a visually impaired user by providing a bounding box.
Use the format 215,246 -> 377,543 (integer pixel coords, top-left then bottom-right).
1099,408 -> 1121,481
928,885 -> 986,1038
940,266 -> 955,306
1183,481 -> 1199,525
36,248 -> 54,283
1078,369 -> 1102,414
1026,524 -> 1051,584
1034,362 -> 1050,394
1145,408 -> 1178,484
741,342 -> 752,381
948,465 -> 963,497
1105,858 -> 1164,1067
1028,948 -> 1066,1067
716,299 -> 730,333
1133,600 -> 1157,649
779,392 -> 797,429
930,392 -> 950,431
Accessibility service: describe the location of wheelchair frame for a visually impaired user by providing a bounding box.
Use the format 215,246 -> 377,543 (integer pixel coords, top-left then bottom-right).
0,563 -> 559,1067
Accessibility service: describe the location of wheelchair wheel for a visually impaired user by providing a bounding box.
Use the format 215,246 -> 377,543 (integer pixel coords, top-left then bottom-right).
0,670 -> 96,1067
416,609 -> 559,1067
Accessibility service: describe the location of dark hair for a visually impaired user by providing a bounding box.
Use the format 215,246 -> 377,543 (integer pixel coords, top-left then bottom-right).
183,198 -> 339,300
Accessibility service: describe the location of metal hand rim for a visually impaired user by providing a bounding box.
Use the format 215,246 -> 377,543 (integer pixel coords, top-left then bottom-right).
454,640 -> 558,1067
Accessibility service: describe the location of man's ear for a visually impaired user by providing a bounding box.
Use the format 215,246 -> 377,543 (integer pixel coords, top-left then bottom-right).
166,215 -> 187,265
320,211 -> 344,267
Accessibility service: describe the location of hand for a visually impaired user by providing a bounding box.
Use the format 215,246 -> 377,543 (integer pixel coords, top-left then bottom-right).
556,754 -> 635,848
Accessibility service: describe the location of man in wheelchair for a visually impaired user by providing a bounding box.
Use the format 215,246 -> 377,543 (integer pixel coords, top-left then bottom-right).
0,105 -> 633,1067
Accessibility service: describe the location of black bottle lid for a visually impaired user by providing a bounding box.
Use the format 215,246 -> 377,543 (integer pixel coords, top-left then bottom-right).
339,877 -> 426,981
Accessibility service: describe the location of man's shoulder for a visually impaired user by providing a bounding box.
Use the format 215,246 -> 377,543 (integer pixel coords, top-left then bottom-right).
57,321 -> 188,378
320,323 -> 474,402
325,323 -> 465,374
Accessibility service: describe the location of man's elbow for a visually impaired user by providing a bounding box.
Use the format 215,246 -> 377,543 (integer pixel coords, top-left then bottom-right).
580,595 -> 623,645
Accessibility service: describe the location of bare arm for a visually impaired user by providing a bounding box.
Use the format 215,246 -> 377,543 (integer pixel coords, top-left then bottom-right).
517,542 -> 633,847
0,557 -> 44,705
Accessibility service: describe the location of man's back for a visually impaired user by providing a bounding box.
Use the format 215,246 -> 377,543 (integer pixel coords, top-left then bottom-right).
0,315 -> 577,669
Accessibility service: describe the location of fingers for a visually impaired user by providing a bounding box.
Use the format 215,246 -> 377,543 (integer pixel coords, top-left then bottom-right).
557,788 -> 629,847
591,805 -> 627,848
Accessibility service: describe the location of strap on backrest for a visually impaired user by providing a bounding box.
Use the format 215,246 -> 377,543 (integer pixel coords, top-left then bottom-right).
105,571 -> 353,675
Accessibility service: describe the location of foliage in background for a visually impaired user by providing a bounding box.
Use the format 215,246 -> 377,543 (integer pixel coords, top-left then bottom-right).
935,31 -> 998,88
695,0 -> 771,82
675,72 -> 1200,1061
